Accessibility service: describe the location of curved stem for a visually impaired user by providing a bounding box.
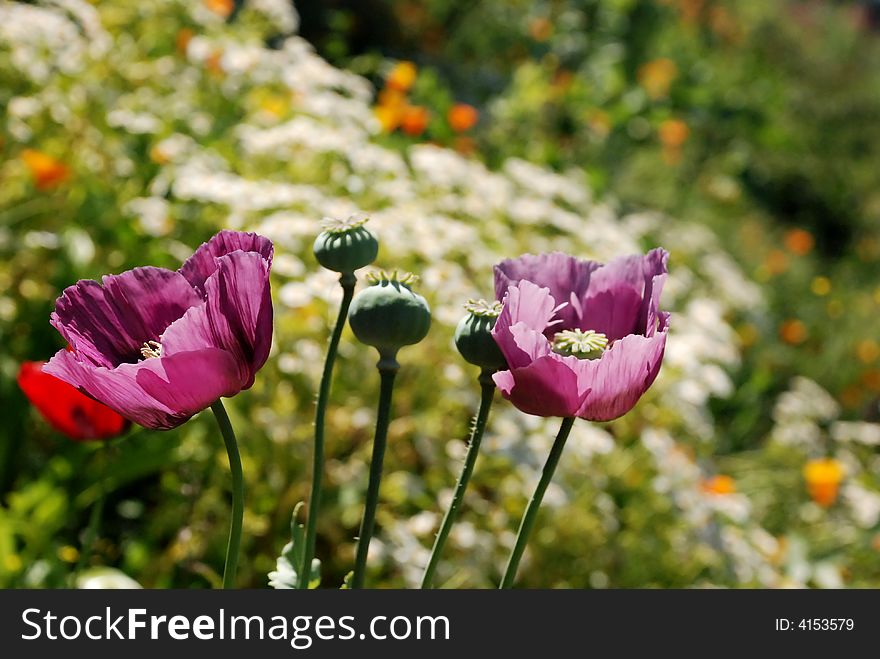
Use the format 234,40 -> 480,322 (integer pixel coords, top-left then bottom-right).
421,371 -> 495,589
211,400 -> 244,590
351,358 -> 398,589
300,273 -> 355,588
500,416 -> 576,589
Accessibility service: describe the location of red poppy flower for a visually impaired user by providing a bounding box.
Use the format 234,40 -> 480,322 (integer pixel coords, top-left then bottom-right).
17,361 -> 129,441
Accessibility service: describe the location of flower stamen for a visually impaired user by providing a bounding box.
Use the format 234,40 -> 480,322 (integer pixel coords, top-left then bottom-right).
140,340 -> 163,360
320,212 -> 370,234
463,299 -> 502,318
552,329 -> 608,360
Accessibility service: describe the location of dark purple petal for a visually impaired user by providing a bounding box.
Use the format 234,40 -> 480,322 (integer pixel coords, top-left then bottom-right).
492,280 -> 559,369
494,252 -> 600,329
492,353 -> 590,418
165,250 -> 272,389
51,267 -> 202,368
572,324 -> 669,422
179,230 -> 274,296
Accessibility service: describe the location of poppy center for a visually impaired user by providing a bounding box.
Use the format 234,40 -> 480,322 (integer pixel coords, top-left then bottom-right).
552,329 -> 607,360
140,340 -> 163,360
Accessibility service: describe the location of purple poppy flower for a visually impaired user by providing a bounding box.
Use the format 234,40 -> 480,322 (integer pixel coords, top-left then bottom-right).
44,231 -> 274,430
491,249 -> 669,421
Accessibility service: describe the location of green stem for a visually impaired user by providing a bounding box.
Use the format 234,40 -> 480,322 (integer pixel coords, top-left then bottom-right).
351,357 -> 398,589
499,416 -> 576,589
211,400 -> 244,590
300,273 -> 356,589
421,371 -> 495,589
69,468 -> 105,586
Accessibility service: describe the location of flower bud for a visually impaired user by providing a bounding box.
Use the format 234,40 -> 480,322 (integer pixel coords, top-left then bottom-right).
349,271 -> 431,361
454,299 -> 506,372
313,213 -> 379,274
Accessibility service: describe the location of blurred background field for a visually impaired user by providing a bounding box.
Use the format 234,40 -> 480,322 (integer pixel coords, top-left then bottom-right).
1,0 -> 880,588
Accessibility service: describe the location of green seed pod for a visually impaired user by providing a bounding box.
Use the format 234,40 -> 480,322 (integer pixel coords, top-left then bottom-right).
454,299 -> 507,372
313,213 -> 379,274
349,271 -> 431,361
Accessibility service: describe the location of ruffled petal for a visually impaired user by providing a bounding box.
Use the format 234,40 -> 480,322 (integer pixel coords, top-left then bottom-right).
573,324 -> 669,422
51,267 -> 202,368
135,349 -> 241,424
583,248 -> 668,336
492,281 -> 558,369
44,349 -> 180,430
643,273 -> 668,337
45,347 -> 240,430
179,230 -> 274,296
494,252 -> 600,329
492,353 -> 590,418
165,251 -> 272,389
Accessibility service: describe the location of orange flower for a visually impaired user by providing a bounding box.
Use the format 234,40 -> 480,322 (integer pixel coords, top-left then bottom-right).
176,28 -> 194,56
206,50 -> 224,77
21,149 -> 69,190
149,144 -> 170,165
784,228 -> 814,255
386,61 -> 417,92
400,105 -> 430,136
375,105 -> 403,133
659,119 -> 689,148
528,17 -> 553,42
803,458 -> 845,507
779,319 -> 807,345
204,0 -> 234,18
861,369 -> 880,392
764,249 -> 789,276
702,475 -> 736,496
856,339 -> 880,364
638,58 -> 678,99
378,88 -> 407,109
447,103 -> 479,132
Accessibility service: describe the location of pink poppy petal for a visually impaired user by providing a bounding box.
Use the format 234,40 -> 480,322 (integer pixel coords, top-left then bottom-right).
495,354 -> 589,418
44,349 -> 182,430
179,230 -> 274,295
492,281 -> 559,369
135,349 -> 241,425
495,252 -> 600,329
574,327 -> 668,421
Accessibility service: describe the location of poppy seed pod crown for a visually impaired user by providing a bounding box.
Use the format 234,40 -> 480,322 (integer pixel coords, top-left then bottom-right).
348,270 -> 431,361
454,299 -> 507,372
313,213 -> 379,275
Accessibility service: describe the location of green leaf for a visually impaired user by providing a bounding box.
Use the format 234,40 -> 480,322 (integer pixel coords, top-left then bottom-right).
340,571 -> 354,590
268,502 -> 321,589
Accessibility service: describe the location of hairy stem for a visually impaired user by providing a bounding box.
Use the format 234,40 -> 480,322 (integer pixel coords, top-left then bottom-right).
421,371 -> 495,588
351,358 -> 398,589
